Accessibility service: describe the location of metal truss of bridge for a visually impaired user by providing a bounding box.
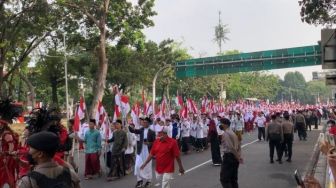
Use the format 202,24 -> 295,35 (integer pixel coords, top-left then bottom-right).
175,45 -> 321,79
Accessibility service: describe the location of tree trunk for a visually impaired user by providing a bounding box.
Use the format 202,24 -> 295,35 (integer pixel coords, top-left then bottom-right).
51,78 -> 58,107
89,29 -> 108,118
19,72 -> 36,108
0,65 -> 4,98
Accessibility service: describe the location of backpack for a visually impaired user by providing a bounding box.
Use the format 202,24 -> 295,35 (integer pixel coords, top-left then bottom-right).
28,167 -> 72,188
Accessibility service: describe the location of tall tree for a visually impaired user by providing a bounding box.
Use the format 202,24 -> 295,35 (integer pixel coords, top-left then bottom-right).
59,0 -> 156,117
299,0 -> 336,25
0,0 -> 59,98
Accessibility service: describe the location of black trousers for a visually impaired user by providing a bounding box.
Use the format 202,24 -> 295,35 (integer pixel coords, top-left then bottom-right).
195,138 -> 204,150
181,137 -> 190,153
108,152 -> 125,177
210,135 -> 222,164
202,137 -> 208,149
306,119 -> 311,131
269,140 -> 282,161
282,134 -> 293,160
296,123 -> 306,140
257,127 -> 265,140
220,153 -> 239,188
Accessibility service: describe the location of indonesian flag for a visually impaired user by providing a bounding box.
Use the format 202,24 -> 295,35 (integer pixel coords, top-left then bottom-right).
201,96 -> 208,113
207,99 -> 214,113
73,96 -> 86,132
175,91 -> 184,108
95,101 -> 111,139
121,95 -> 131,115
131,102 -> 140,128
78,96 -> 86,120
160,96 -> 167,118
101,112 -> 111,140
144,101 -> 153,116
95,101 -> 105,125
113,105 -> 121,122
73,107 -> 81,132
180,104 -> 188,119
187,98 -> 198,114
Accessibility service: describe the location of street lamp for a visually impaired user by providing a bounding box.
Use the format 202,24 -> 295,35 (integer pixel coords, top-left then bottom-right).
63,34 -> 70,123
39,34 -> 69,122
152,64 -> 172,115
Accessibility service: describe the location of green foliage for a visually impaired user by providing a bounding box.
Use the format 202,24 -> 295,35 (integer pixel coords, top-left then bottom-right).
0,0 -> 61,95
299,0 -> 336,25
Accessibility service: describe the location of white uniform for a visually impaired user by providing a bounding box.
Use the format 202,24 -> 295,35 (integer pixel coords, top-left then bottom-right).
181,120 -> 191,138
196,122 -> 204,139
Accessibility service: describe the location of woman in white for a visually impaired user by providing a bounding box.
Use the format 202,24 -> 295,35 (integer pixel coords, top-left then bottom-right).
201,116 -> 209,149
235,113 -> 244,142
180,118 -> 191,153
190,117 -> 198,150
195,117 -> 204,152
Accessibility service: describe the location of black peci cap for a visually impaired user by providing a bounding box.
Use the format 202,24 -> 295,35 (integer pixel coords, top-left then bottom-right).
27,131 -> 60,152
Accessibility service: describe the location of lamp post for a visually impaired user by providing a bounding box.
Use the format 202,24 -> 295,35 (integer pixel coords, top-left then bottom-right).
152,64 -> 172,115
63,34 -> 70,123
40,34 -> 69,122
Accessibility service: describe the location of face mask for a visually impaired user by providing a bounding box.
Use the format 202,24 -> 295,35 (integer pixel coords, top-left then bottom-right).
27,153 -> 37,165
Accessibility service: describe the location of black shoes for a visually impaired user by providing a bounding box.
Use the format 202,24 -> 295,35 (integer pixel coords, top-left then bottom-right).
286,159 -> 291,162
270,160 -> 274,163
144,182 -> 152,188
135,180 -> 143,188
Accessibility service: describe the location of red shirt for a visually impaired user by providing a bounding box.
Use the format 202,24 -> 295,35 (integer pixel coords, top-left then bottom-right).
330,126 -> 336,135
150,137 -> 180,174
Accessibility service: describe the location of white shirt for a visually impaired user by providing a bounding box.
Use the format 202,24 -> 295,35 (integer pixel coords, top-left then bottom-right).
214,118 -> 224,136
125,132 -> 136,154
79,122 -> 89,140
254,116 -> 266,128
235,118 -> 244,131
201,121 -> 208,137
181,120 -> 191,137
167,123 -> 173,138
229,116 -> 237,131
196,123 -> 204,138
144,127 -> 149,139
190,121 -> 197,137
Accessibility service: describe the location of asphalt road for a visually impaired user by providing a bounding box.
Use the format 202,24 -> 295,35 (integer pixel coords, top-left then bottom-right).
78,127 -> 321,188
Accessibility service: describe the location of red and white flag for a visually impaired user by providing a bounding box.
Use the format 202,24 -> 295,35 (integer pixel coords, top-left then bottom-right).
131,102 -> 140,128
144,101 -> 153,116
78,96 -> 86,120
73,96 -> 86,132
175,91 -> 184,108
160,96 -> 167,119
95,101 -> 111,139
187,98 -> 198,114
201,96 -> 208,113
180,104 -> 188,119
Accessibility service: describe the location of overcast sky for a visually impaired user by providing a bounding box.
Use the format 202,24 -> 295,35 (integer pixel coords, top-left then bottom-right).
142,0 -> 323,81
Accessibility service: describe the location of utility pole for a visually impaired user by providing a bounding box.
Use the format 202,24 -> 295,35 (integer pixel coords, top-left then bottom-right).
218,11 -> 222,54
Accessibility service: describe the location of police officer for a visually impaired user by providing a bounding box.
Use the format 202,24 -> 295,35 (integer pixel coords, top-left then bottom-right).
18,132 -> 81,188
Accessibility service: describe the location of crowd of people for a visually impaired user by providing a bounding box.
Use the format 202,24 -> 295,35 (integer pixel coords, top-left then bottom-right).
0,97 -> 334,188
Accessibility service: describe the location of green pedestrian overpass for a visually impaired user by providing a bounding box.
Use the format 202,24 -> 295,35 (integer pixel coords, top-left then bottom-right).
175,45 -> 321,79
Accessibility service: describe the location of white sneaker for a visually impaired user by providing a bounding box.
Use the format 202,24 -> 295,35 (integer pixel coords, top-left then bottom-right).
154,183 -> 160,187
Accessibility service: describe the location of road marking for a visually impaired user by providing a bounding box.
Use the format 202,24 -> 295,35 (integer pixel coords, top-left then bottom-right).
185,139 -> 259,174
